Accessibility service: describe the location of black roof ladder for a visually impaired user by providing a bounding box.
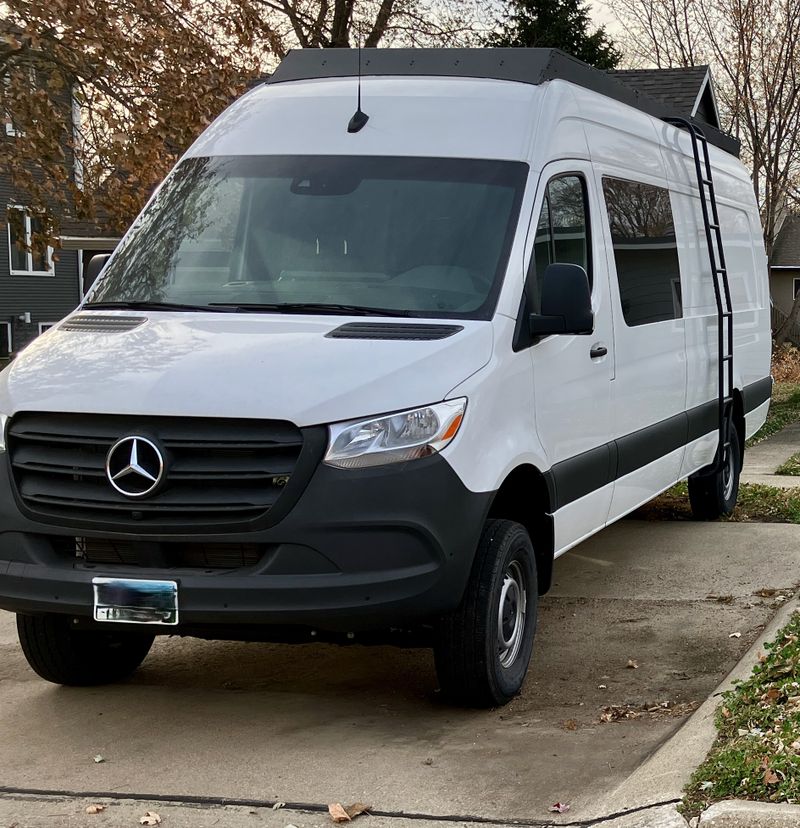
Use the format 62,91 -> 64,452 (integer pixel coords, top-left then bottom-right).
665,117 -> 734,473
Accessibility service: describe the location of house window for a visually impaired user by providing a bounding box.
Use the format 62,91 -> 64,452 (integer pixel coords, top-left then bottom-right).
0,322 -> 10,357
2,68 -> 35,137
602,177 -> 682,326
793,277 -> 800,298
7,207 -> 53,275
38,322 -> 57,334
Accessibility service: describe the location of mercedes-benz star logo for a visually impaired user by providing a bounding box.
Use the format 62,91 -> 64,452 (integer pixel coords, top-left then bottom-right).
105,436 -> 165,498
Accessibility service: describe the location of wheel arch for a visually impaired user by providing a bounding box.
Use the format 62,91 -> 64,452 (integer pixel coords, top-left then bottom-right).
486,464 -> 554,595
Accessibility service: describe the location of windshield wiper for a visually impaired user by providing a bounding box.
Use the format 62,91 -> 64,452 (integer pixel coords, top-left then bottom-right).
84,301 -> 237,313
208,302 -> 416,317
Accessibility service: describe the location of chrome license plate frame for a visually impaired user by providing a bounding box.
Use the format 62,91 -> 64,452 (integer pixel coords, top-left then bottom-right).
92,577 -> 179,626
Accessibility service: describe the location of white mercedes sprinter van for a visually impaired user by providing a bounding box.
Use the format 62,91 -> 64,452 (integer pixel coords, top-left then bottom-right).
0,49 -> 771,707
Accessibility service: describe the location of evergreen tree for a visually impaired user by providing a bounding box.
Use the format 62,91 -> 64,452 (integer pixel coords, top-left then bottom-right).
485,0 -> 621,70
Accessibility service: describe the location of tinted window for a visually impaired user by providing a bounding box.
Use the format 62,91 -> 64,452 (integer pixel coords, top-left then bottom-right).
89,155 -> 528,320
602,178 -> 682,326
530,175 -> 590,310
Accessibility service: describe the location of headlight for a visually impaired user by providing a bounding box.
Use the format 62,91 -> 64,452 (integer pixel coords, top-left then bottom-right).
324,399 -> 467,469
0,414 -> 7,452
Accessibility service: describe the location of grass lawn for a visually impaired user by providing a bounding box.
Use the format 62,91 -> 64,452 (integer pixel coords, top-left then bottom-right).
637,482 -> 800,524
776,452 -> 800,477
746,382 -> 800,448
683,611 -> 800,816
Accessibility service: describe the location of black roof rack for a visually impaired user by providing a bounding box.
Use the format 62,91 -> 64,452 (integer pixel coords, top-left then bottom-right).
267,48 -> 740,157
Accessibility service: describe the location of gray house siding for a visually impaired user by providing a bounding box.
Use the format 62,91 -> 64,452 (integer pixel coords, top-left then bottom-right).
1,71 -> 83,354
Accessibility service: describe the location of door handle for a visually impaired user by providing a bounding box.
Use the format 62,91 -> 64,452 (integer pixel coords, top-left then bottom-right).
590,343 -> 608,359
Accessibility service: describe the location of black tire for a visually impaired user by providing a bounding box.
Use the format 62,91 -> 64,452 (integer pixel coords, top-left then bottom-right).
688,424 -> 742,520
434,519 -> 538,708
16,614 -> 154,686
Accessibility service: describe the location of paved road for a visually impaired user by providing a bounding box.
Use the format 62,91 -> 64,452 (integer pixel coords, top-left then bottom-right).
1,520 -> 798,826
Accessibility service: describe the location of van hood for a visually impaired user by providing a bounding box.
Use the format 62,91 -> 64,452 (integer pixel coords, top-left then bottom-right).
0,313 -> 493,426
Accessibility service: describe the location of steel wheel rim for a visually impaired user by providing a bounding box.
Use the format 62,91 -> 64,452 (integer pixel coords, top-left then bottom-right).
498,560 -> 527,669
723,443 -> 735,500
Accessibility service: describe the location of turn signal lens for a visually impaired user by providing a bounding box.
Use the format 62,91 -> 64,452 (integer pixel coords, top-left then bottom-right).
324,399 -> 467,469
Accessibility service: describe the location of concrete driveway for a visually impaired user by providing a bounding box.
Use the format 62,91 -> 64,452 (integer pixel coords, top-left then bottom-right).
1,520 -> 798,825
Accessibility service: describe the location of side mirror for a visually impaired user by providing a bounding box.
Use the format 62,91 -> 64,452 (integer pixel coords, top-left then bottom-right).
529,263 -> 593,336
83,254 -> 111,296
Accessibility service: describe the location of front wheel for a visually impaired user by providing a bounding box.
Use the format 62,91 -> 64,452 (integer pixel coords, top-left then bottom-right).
17,614 -> 154,686
688,424 -> 742,520
434,519 -> 538,708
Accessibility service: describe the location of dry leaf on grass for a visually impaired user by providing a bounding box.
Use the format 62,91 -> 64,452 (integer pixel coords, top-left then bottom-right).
85,804 -> 106,814
140,812 -> 162,826
549,802 -> 570,813
763,769 -> 780,785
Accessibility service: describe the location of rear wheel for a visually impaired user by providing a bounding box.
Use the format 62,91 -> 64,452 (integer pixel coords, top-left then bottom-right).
17,614 -> 154,686
688,423 -> 741,520
434,519 -> 538,708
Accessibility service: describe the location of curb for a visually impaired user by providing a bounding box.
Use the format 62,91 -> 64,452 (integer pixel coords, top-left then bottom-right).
593,596 -> 800,816
698,800 -> 800,827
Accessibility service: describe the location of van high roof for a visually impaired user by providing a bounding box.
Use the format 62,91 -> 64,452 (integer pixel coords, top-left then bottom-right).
267,48 -> 740,157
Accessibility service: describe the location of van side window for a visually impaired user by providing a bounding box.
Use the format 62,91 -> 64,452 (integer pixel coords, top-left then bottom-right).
530,175 -> 590,310
602,178 -> 683,326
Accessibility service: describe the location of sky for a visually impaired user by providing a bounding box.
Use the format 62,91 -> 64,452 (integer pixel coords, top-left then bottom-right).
588,0 -> 624,35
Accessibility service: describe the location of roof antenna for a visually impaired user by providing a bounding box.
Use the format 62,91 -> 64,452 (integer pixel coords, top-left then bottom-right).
347,34 -> 369,133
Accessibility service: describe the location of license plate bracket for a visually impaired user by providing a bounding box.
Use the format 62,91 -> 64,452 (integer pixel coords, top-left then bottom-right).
92,577 -> 179,625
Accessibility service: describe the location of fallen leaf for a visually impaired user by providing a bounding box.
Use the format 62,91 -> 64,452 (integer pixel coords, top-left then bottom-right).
549,802 -> 570,813
140,812 -> 162,826
562,718 -> 578,731
765,688 -> 782,701
763,769 -> 780,785
86,804 -> 106,814
345,803 -> 370,819
93,755 -> 105,763
272,802 -> 286,811
329,804 -> 351,823
626,659 -> 638,669
699,781 -> 713,791
729,632 -> 742,639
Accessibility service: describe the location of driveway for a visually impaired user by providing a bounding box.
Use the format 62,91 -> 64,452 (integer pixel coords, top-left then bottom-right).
1,520 -> 797,825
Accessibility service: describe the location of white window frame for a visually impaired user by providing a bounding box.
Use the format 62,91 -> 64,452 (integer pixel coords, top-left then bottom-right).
0,322 -> 10,356
38,322 -> 57,334
2,68 -> 35,137
7,206 -> 54,276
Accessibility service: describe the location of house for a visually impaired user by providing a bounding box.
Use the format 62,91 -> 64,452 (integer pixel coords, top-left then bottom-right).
768,213 -> 800,319
608,66 -> 722,129
1,44 -> 119,359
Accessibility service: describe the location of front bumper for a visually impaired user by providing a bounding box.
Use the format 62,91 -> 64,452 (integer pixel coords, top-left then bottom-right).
0,454 -> 491,631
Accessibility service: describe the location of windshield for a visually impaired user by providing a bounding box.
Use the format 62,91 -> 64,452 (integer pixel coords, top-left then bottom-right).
88,155 -> 528,319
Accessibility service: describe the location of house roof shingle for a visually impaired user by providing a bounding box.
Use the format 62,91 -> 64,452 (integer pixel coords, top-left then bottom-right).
607,66 -> 716,126
772,215 -> 800,267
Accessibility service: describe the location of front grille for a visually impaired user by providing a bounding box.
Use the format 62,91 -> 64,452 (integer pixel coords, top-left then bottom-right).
8,413 -> 306,528
53,537 -> 265,569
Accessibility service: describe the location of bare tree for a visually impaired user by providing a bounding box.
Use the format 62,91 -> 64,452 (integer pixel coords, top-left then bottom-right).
609,0 -> 800,343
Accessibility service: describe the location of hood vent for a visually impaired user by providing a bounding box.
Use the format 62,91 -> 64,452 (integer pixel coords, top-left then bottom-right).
326,322 -> 464,341
60,314 -> 146,333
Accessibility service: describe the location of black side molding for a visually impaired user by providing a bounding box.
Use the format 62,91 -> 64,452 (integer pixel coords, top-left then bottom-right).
543,377 -> 772,511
